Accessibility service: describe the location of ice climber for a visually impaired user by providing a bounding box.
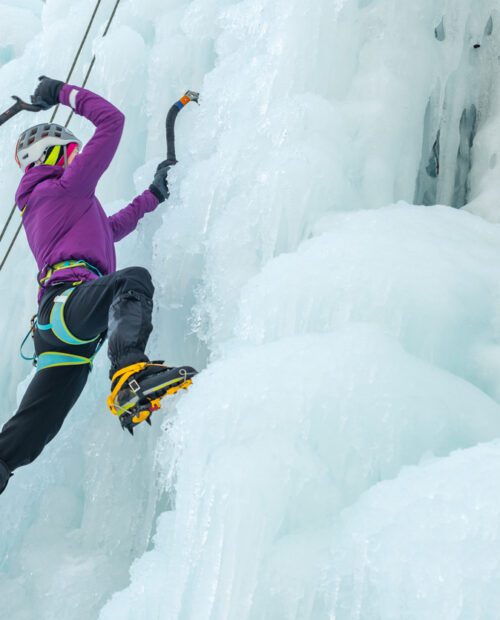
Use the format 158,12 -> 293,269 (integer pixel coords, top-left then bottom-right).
0,77 -> 196,495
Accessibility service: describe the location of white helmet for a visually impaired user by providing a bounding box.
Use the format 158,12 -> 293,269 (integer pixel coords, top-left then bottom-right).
15,123 -> 82,171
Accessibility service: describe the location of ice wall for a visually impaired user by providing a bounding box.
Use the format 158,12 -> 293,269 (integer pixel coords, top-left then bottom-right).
1,0 -> 500,619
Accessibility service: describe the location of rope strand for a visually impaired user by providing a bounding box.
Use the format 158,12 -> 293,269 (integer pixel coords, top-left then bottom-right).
0,0 -> 122,272
0,221 -> 22,272
65,0 -> 121,126
49,0 -> 104,124
0,200 -> 17,246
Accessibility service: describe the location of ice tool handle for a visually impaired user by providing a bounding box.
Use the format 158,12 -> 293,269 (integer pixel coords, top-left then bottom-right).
0,96 -> 42,127
165,90 -> 200,166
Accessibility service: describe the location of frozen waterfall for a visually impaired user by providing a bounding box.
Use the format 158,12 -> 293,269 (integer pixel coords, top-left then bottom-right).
0,0 -> 500,618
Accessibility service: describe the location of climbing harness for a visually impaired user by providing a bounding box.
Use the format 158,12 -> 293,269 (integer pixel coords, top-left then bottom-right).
37,259 -> 102,288
36,348 -> 102,373
37,288 -> 100,345
20,280 -> 104,372
0,0 -> 123,271
107,362 -> 193,434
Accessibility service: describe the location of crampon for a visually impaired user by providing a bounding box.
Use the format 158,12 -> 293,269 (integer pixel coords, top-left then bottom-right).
107,362 -> 197,435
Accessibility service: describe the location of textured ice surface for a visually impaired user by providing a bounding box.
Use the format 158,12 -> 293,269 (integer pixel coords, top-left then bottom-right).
100,328 -> 500,619
0,0 -> 500,619
328,441 -> 500,619
0,4 -> 40,67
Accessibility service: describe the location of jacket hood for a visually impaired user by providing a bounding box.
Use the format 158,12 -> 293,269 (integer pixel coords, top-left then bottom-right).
15,165 -> 63,210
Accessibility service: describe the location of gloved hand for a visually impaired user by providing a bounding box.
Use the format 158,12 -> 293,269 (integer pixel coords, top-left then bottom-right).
30,76 -> 64,110
149,160 -> 171,203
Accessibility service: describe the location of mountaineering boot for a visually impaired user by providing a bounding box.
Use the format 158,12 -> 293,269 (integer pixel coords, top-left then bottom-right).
0,459 -> 12,495
107,362 -> 197,434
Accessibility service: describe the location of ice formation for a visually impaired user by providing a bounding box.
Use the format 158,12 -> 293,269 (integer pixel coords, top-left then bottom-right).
0,0 -> 500,618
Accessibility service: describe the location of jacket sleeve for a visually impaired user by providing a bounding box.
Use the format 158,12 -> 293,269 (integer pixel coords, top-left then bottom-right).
108,189 -> 160,242
57,84 -> 125,197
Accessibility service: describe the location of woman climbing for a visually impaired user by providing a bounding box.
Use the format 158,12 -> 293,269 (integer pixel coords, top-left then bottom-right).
0,76 -> 196,495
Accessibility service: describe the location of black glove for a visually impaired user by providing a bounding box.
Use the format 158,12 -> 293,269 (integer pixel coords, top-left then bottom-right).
30,76 -> 64,110
149,160 -> 170,203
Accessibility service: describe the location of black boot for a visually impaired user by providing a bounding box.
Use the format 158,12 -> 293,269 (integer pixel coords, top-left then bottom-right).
108,362 -> 197,434
0,459 -> 12,495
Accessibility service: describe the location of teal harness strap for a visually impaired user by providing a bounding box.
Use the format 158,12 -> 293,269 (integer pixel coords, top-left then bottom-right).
36,351 -> 96,372
37,288 -> 100,346
20,287 -> 104,372
36,336 -> 104,373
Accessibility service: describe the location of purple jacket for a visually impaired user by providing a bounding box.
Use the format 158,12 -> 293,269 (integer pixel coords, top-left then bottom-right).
15,84 -> 159,302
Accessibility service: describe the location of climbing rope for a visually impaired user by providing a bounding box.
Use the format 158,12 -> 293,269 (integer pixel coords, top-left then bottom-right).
0,0 -> 122,272
48,0 -> 104,125
65,0 -> 121,127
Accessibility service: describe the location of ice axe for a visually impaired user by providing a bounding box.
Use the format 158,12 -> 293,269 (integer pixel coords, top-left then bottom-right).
165,90 -> 199,166
0,96 -> 42,127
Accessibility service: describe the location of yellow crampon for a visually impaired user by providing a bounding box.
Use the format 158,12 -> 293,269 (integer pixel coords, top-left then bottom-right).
107,362 -> 193,434
107,362 -> 156,416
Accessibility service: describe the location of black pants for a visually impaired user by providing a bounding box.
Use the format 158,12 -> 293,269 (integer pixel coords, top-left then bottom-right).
0,266 -> 154,472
